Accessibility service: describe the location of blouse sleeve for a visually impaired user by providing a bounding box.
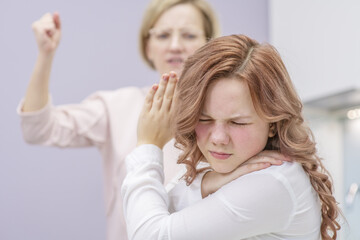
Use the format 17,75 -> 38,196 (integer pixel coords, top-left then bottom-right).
17,93 -> 108,148
121,145 -> 296,240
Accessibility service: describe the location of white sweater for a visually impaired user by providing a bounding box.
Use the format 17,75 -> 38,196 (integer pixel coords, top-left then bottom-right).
122,144 -> 322,240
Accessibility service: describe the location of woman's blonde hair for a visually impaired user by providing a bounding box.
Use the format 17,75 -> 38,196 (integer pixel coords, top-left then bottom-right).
139,0 -> 220,69
175,34 -> 341,240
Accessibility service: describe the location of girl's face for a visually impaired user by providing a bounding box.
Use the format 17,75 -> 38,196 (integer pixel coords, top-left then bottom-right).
146,3 -> 207,76
195,77 -> 272,173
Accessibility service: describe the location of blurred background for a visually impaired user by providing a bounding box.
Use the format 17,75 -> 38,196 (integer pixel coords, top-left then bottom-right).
0,0 -> 359,239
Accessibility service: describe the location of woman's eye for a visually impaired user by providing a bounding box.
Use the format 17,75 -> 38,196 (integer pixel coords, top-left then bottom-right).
156,32 -> 170,40
182,33 -> 197,40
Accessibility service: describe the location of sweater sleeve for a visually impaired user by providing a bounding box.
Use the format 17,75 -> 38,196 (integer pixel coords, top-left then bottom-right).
17,93 -> 108,148
121,145 -> 295,240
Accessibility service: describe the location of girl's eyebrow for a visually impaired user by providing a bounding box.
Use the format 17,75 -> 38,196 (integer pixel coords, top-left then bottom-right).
200,112 -> 252,120
231,114 -> 252,120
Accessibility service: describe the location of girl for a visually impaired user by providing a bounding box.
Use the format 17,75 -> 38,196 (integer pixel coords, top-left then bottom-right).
122,34 -> 341,239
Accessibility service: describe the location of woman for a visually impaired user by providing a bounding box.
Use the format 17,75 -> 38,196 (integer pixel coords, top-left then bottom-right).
122,34 -> 341,239
18,1 -> 220,239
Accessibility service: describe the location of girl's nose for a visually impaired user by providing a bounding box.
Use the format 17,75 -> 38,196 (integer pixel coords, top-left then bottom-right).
210,124 -> 230,145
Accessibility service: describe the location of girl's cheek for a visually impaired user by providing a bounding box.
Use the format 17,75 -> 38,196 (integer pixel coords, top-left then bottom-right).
230,127 -> 250,144
195,124 -> 209,140
230,126 -> 267,154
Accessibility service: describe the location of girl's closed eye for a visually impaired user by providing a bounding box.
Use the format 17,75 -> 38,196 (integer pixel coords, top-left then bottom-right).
199,118 -> 213,123
231,121 -> 250,126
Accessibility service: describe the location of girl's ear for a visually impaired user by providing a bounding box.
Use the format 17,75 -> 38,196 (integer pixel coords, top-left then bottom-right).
268,123 -> 276,137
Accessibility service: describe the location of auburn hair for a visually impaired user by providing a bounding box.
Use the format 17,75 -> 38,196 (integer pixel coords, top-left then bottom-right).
175,34 -> 341,239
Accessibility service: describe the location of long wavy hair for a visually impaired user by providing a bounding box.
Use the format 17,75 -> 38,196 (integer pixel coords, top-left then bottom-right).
175,34 -> 341,239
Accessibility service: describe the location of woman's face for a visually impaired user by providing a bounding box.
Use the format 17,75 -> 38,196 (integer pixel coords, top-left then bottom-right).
195,78 -> 271,173
146,3 -> 207,75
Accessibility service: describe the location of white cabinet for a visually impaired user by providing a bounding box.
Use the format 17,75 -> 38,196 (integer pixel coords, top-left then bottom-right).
269,0 -> 360,102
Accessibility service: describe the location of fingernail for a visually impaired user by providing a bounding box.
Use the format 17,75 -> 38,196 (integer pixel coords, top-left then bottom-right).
273,159 -> 283,164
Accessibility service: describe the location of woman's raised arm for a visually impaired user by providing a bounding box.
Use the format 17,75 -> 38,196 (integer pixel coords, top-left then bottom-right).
23,12 -> 61,112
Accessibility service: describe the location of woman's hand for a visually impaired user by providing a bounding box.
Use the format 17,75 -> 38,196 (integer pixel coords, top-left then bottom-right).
201,150 -> 291,198
32,12 -> 61,54
137,72 -> 178,149
23,12 -> 61,112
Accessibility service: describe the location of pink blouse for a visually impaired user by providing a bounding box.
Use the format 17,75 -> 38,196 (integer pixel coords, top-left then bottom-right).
17,87 -> 183,240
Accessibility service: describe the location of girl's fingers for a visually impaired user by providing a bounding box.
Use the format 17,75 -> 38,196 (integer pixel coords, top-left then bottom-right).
172,84 -> 179,112
162,71 -> 177,111
144,84 -> 158,112
261,157 -> 283,165
152,74 -> 169,111
233,162 -> 271,176
246,156 -> 284,165
245,162 -> 272,172
223,162 -> 271,184
257,150 -> 291,161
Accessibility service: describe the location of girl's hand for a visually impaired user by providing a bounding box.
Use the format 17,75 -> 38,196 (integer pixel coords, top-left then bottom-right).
32,12 -> 61,54
137,72 -> 178,149
201,150 -> 291,198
